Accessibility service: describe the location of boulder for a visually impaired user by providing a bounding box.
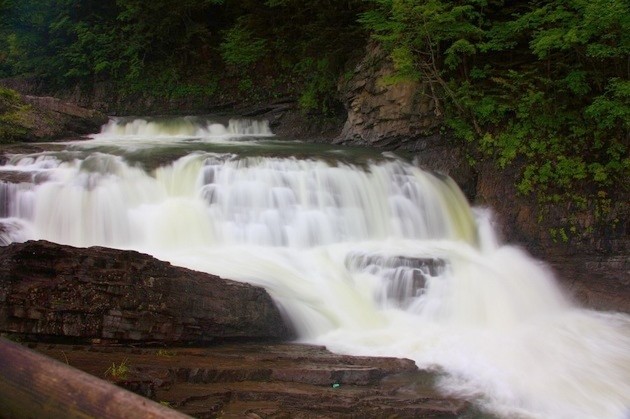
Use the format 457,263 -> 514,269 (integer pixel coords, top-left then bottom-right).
0,240 -> 291,344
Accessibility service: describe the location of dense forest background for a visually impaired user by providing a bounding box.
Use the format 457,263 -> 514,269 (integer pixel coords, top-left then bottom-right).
0,0 -> 628,220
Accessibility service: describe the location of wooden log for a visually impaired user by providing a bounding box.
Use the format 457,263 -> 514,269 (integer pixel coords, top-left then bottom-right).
0,337 -> 190,419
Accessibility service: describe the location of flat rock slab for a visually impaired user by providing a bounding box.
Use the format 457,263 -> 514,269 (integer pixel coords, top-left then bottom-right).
0,240 -> 291,344
31,342 -> 481,418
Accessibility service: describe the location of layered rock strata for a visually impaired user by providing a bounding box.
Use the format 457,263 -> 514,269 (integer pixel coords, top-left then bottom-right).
33,342 -> 479,418
0,240 -> 291,344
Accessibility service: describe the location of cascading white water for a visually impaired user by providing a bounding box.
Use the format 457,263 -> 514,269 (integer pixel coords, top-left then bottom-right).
98,116 -> 273,139
0,119 -> 628,419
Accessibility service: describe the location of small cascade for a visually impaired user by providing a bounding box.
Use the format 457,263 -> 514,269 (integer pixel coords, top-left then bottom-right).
345,252 -> 445,308
0,182 -> 35,220
0,153 -> 477,249
97,116 -> 273,139
0,218 -> 31,245
226,119 -> 272,136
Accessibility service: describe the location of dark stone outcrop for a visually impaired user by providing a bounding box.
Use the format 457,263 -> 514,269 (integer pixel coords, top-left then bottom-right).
336,42 -> 441,149
0,82 -> 108,142
236,99 -> 344,142
19,95 -> 108,141
0,240 -> 291,344
33,342 -> 480,418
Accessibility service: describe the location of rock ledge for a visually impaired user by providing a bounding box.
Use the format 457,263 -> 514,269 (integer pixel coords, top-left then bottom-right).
0,240 -> 291,344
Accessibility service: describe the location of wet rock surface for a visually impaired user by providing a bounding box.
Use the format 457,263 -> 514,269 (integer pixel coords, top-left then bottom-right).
22,95 -> 108,138
31,342 -> 479,418
0,240 -> 292,344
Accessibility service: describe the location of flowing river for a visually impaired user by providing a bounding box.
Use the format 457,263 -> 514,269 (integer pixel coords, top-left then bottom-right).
1,116 -> 629,419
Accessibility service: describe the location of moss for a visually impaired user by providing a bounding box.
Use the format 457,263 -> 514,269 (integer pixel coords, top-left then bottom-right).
0,87 -> 31,143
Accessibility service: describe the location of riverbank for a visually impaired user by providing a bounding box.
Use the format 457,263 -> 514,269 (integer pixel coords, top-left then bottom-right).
0,87 -> 108,144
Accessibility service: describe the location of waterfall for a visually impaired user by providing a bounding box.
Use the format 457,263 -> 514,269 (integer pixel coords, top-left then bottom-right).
1,120 -> 628,419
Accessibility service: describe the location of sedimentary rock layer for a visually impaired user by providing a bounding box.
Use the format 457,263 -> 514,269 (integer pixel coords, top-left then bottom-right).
0,240 -> 291,343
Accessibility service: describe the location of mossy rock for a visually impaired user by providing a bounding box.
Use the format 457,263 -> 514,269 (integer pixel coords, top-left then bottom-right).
0,87 -> 108,143
0,87 -> 32,143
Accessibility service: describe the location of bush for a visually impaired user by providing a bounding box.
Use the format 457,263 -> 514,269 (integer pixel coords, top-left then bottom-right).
220,20 -> 268,69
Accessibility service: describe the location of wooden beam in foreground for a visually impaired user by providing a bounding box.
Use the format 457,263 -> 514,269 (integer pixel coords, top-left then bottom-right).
0,337 -> 190,419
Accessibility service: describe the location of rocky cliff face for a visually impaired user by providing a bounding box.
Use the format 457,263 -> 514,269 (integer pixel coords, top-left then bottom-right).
336,42 -> 441,150
336,42 -> 479,201
0,240 -> 292,344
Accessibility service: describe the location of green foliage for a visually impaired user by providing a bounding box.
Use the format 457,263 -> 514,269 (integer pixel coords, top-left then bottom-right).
359,0 -> 485,73
156,349 -> 176,357
0,87 -> 29,143
217,0 -> 366,114
361,0 -> 629,219
220,20 -> 267,68
119,67 -> 219,103
0,0 -> 365,115
0,87 -> 20,113
295,58 -> 339,114
0,0 -> 229,88
105,359 -> 129,380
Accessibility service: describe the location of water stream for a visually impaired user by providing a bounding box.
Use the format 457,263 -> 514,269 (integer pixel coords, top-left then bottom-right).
1,117 -> 629,419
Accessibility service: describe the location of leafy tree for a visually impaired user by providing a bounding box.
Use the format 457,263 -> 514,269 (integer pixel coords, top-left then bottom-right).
219,17 -> 267,68
216,0 -> 366,114
360,0 -> 629,222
